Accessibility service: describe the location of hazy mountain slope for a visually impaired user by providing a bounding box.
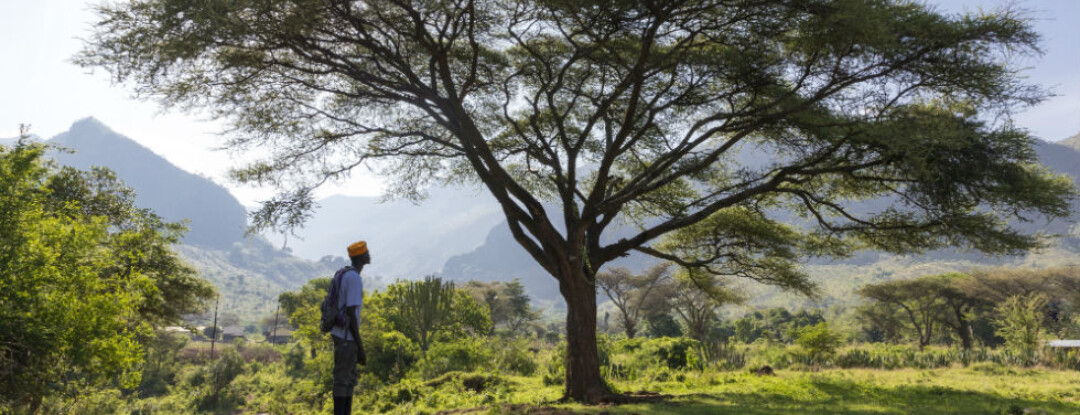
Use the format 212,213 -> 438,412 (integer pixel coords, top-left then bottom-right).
35,118 -> 337,322
48,118 -> 248,249
1059,133 -> 1080,152
175,237 -> 343,320
264,187 -> 505,280
1034,138 -> 1080,183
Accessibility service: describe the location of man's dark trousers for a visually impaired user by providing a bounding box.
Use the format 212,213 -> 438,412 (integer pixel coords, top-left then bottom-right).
332,335 -> 359,414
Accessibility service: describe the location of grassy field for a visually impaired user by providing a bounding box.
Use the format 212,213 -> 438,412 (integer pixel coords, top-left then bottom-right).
432,367 -> 1080,415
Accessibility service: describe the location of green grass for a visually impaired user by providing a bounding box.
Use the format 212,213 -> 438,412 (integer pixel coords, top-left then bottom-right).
470,367 -> 1080,415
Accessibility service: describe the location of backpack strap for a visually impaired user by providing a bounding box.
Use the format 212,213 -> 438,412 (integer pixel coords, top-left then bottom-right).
331,266 -> 356,326
328,266 -> 353,304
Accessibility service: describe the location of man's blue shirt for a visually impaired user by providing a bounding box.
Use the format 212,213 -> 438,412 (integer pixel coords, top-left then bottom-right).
331,268 -> 363,341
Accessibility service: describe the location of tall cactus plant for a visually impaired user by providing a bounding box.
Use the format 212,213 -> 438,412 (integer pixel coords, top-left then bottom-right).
386,276 -> 457,353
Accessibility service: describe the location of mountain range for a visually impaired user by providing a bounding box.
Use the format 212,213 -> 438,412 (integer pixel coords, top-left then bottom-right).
263,188 -> 505,280
2,119 -> 338,321
3,119 -> 1077,316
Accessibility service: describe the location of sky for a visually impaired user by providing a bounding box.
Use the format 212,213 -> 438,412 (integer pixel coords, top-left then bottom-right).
1,0 -> 1077,207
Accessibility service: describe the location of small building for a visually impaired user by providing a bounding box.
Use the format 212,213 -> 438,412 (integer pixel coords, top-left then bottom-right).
265,327 -> 295,345
164,326 -> 191,334
163,326 -> 195,340
221,325 -> 247,342
191,326 -> 210,342
1047,340 -> 1080,348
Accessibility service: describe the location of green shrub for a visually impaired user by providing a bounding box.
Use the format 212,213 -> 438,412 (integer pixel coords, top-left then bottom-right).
994,294 -> 1047,362
540,346 -> 565,386
691,342 -> 748,371
283,343 -> 307,377
139,331 -> 190,397
412,338 -> 493,379
492,338 -> 539,376
795,323 -> 844,364
365,330 -> 421,381
615,337 -> 701,370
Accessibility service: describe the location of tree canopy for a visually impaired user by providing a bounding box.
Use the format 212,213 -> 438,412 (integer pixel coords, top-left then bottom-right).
0,138 -> 215,411
80,0 -> 1074,401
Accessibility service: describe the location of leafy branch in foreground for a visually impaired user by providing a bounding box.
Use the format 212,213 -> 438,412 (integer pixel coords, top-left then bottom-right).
0,137 -> 215,411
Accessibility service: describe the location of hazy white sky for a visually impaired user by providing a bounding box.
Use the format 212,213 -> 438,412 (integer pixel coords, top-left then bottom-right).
2,0 -> 1077,206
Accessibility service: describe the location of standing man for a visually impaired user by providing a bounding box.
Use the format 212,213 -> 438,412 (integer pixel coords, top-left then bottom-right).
332,241 -> 369,415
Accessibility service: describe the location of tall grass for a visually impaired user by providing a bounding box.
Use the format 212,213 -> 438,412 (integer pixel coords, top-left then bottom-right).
688,341 -> 1080,372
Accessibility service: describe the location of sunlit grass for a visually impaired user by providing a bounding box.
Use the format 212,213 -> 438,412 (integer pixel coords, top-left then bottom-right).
468,367 -> 1080,415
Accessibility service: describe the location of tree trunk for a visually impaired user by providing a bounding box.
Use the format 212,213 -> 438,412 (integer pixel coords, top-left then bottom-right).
559,271 -> 611,403
953,306 -> 973,350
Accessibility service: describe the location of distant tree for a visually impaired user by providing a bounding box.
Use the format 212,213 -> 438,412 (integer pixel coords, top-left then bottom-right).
644,312 -> 683,338
382,276 -> 491,353
855,302 -> 906,344
795,323 -> 844,363
138,330 -> 189,397
81,0 -> 1075,401
964,266 -> 1080,340
596,264 -> 672,339
670,268 -> 742,341
279,277 -> 332,322
994,294 -> 1047,359
733,316 -> 760,344
858,277 -> 949,350
931,273 -> 986,350
463,279 -> 541,336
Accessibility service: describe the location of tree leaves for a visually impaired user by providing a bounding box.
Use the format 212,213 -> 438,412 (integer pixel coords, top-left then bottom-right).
0,139 -> 215,410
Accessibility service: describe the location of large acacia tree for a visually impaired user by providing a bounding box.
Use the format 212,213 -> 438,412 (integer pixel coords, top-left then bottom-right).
80,0 -> 1074,401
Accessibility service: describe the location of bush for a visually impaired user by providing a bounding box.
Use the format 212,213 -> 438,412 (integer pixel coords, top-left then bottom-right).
616,337 -> 701,370
177,347 -> 248,412
283,343 -> 307,377
795,323 -> 844,364
994,294 -> 1047,361
540,346 -> 565,386
365,330 -> 421,381
412,338 -> 493,379
492,338 -> 539,376
139,331 -> 190,397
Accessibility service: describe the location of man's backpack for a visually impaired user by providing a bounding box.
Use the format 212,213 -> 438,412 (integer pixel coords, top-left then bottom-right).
319,266 -> 354,333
